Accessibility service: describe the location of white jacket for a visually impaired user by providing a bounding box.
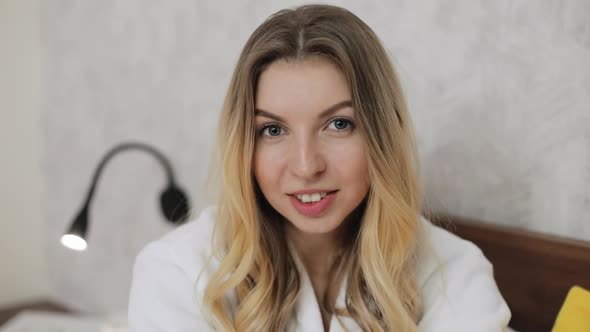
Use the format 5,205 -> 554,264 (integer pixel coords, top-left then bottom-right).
128,206 -> 510,331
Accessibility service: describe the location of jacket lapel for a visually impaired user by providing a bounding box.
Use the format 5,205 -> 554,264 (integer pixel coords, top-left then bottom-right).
288,241 -> 362,331
329,274 -> 362,332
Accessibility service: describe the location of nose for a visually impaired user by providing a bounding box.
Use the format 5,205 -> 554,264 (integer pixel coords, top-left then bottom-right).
288,136 -> 326,180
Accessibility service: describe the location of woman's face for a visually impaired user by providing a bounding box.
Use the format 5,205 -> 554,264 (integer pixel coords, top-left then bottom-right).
253,56 -> 370,236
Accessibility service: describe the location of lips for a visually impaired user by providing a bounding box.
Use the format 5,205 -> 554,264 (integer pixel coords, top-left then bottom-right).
288,190 -> 337,217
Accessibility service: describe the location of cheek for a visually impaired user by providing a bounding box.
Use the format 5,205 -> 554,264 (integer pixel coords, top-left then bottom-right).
253,145 -> 284,191
328,139 -> 369,184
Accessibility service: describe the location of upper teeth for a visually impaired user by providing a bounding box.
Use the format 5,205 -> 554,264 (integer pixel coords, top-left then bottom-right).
295,192 -> 328,203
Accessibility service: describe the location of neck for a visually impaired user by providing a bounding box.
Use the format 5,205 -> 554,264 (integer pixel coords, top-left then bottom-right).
286,225 -> 344,277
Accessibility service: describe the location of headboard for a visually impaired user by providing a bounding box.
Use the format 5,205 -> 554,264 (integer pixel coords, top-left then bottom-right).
430,214 -> 590,332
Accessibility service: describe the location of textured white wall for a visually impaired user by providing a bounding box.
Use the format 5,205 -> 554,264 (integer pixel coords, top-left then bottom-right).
40,0 -> 589,314
0,0 -> 50,307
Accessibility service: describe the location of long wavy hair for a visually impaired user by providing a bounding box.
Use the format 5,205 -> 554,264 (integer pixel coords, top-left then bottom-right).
203,4 -> 423,331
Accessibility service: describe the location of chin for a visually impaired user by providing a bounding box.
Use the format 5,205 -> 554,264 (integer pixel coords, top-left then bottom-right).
286,212 -> 345,235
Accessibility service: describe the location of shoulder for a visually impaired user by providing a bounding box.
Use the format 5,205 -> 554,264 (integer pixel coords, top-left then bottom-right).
149,205 -> 217,266
128,206 -> 218,331
135,205 -> 218,284
416,216 -> 511,331
416,215 -> 484,285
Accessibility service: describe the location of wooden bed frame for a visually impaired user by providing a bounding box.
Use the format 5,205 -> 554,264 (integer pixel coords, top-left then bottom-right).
431,214 -> 590,332
2,215 -> 589,331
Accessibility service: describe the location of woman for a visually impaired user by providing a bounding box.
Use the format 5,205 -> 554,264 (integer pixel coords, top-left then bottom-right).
128,4 -> 510,331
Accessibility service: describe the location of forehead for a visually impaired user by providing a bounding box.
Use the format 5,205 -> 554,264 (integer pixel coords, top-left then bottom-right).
255,56 -> 351,115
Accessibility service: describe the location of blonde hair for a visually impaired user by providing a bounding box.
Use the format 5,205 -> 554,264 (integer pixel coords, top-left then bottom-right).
203,4 -> 423,331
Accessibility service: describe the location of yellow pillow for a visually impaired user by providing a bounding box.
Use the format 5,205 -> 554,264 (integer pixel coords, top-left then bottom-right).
552,285 -> 590,332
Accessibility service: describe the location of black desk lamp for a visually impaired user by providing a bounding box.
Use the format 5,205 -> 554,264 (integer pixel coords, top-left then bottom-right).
61,142 -> 190,251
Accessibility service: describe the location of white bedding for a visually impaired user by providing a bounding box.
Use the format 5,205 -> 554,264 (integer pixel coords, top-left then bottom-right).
0,310 -> 127,332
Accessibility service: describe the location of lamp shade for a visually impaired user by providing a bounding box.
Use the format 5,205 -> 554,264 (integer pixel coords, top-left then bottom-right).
61,205 -> 89,251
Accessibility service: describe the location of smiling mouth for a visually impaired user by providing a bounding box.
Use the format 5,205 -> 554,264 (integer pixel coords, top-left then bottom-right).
288,190 -> 338,217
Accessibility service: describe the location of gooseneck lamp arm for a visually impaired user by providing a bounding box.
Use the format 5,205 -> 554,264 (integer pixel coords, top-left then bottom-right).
61,142 -> 190,251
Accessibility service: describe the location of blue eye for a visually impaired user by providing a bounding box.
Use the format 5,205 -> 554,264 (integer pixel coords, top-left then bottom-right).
327,118 -> 354,131
259,124 -> 283,137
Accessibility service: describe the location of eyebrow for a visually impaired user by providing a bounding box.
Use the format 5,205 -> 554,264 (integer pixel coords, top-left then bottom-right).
255,100 -> 353,122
